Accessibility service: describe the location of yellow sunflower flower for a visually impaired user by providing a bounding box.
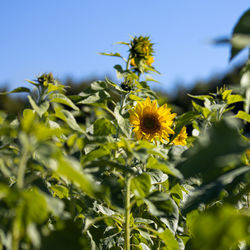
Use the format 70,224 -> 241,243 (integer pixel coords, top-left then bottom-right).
129,97 -> 176,143
173,126 -> 188,146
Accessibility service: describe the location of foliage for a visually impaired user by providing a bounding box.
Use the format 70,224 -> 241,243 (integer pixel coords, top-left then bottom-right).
0,10 -> 250,250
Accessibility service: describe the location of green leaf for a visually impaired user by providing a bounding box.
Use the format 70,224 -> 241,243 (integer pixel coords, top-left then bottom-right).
113,64 -> 130,79
21,109 -> 37,132
129,94 -> 144,101
53,107 -> 84,133
56,157 -> 97,197
188,94 -> 213,101
170,183 -> 184,205
186,205 -> 250,250
83,147 -> 110,163
115,41 -> 130,46
131,173 -> 151,198
94,118 -> 116,136
99,52 -> 126,61
147,157 -> 183,179
28,95 -> 50,117
145,75 -> 160,83
22,188 -> 49,224
84,160 -> 134,174
158,229 -> 179,250
78,89 -> 110,104
172,111 -> 198,141
230,9 -> 250,60
114,106 -> 130,137
47,83 -> 65,93
50,184 -> 69,199
176,119 -> 247,183
182,166 -> 250,215
0,87 -> 30,95
145,192 -> 179,232
226,94 -> 244,105
49,93 -> 79,111
234,110 -> 250,123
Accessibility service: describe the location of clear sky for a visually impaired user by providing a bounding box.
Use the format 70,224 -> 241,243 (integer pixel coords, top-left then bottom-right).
0,1 -> 249,94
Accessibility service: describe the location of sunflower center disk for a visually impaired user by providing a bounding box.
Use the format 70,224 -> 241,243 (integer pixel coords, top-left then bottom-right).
141,115 -> 160,133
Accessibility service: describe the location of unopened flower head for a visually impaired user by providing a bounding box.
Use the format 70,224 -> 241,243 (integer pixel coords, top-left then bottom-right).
130,36 -> 154,58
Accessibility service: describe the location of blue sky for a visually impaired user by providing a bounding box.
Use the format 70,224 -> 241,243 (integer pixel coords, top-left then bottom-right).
0,1 -> 249,94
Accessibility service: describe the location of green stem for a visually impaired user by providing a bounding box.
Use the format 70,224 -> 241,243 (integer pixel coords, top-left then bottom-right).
124,174 -> 131,250
17,148 -> 29,190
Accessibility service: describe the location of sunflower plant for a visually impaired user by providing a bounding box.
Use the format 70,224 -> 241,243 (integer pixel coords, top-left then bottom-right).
0,10 -> 250,250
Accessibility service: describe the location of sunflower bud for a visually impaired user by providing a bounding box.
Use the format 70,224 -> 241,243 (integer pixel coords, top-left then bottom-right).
129,36 -> 154,59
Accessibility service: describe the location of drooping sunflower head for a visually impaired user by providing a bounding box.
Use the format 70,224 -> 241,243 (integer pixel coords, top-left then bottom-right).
129,36 -> 154,58
129,97 -> 176,143
173,126 -> 188,146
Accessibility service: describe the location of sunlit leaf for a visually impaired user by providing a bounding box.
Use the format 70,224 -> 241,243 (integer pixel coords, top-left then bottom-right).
28,96 -> 50,117
234,110 -> 250,123
50,93 -> 79,111
0,87 -> 30,95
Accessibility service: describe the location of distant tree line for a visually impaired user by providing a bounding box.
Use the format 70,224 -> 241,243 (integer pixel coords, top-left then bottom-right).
0,63 -> 245,116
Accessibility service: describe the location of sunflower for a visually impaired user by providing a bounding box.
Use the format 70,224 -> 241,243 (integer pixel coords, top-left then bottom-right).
129,97 -> 176,143
173,126 -> 188,146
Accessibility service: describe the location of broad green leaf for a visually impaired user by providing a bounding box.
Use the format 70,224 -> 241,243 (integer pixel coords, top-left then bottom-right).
234,110 -> 250,123
147,157 -> 183,179
158,229 -> 179,250
176,119 -> 247,183
50,184 -> 69,199
21,188 -> 49,224
77,91 -> 109,104
28,95 -> 50,117
182,166 -> 250,215
83,147 -> 110,163
170,183 -> 184,205
145,75 -> 160,83
114,64 -> 128,79
186,205 -> 250,250
231,34 -> 250,49
0,87 -> 30,95
114,106 -> 130,137
129,94 -> 144,101
105,77 -> 128,93
84,160 -> 134,174
230,9 -> 250,60
226,94 -> 244,105
191,101 -> 210,119
145,192 -> 179,232
21,109 -> 36,132
56,157 -> 97,197
47,83 -> 65,93
94,118 -> 116,136
49,93 -> 79,111
33,123 -> 63,141
53,107 -> 84,133
188,94 -> 213,101
222,89 -> 232,100
131,173 -> 151,198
